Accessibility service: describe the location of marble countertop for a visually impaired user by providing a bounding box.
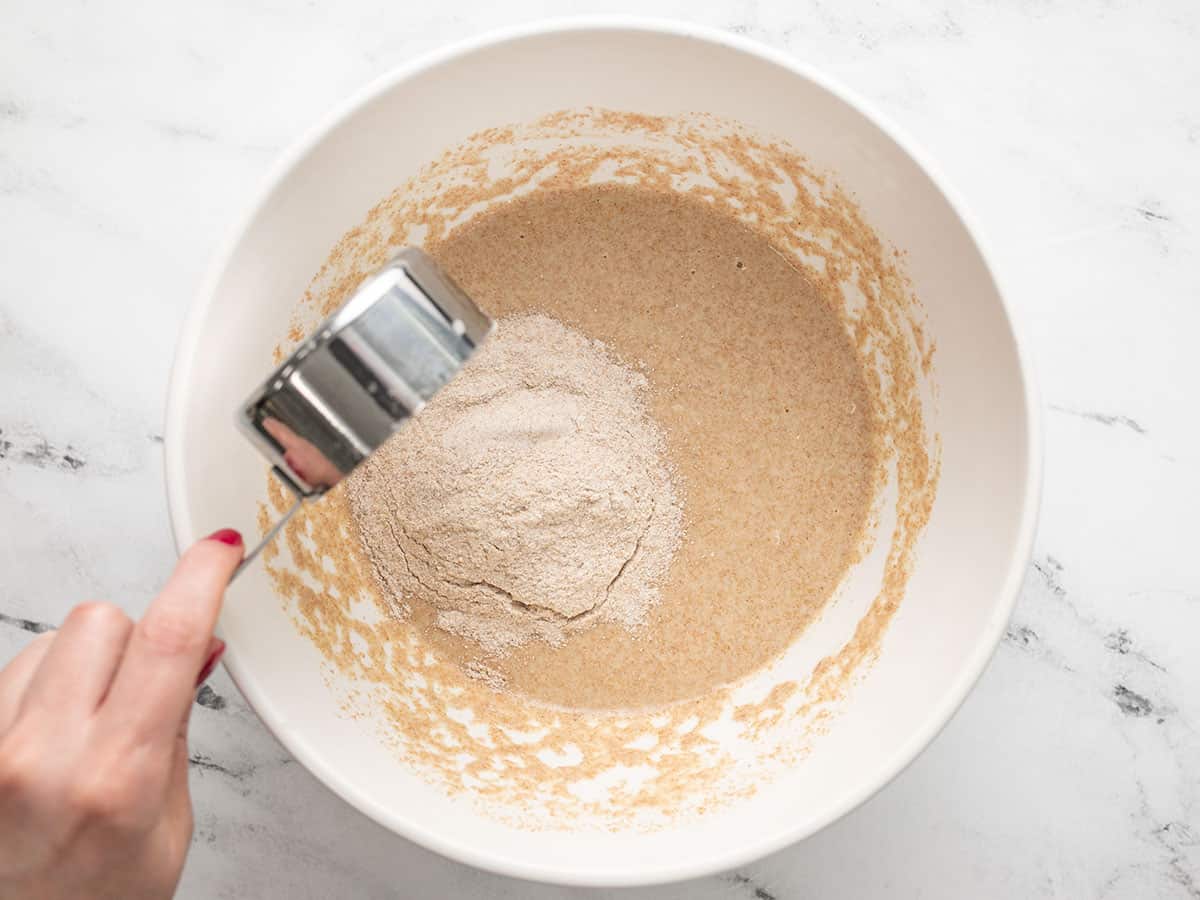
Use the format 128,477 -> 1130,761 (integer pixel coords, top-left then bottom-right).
2,1 -> 1197,897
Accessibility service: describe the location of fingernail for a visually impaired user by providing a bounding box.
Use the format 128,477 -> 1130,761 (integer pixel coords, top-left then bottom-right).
284,453 -> 306,483
205,528 -> 243,547
195,639 -> 226,686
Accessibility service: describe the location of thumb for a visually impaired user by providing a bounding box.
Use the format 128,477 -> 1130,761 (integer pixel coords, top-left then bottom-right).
180,636 -> 226,739
103,530 -> 242,749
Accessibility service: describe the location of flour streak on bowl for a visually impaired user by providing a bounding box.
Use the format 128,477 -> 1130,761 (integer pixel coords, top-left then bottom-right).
165,19 -> 1040,886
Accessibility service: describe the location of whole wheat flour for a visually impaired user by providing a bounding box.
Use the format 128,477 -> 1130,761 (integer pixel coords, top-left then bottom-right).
347,313 -> 682,655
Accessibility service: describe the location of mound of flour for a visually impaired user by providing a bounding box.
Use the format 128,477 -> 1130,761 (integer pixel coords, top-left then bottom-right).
348,314 -> 682,653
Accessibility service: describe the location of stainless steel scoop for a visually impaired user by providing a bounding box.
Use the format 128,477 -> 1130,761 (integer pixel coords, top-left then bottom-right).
234,247 -> 493,574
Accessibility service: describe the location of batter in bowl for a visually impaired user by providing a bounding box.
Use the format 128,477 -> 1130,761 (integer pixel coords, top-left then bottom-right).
347,183 -> 879,710
259,111 -> 936,822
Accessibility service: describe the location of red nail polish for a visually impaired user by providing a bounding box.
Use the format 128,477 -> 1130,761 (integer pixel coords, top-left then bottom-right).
206,528 -> 243,546
195,640 -> 226,686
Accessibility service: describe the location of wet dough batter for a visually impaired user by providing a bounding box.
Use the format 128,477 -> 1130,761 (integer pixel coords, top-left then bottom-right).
389,183 -> 879,709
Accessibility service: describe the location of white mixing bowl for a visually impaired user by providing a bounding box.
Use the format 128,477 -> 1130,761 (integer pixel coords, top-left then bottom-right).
165,19 -> 1040,886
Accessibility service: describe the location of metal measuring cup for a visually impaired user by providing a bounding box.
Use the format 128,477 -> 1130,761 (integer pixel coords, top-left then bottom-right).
234,247 -> 493,574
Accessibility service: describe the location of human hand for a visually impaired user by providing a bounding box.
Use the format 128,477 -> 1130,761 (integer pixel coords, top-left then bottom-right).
0,529 -> 243,900
262,417 -> 344,490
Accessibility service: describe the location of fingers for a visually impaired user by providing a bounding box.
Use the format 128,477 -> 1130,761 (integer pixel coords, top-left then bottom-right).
160,739 -> 196,885
262,416 -> 297,448
265,417 -> 341,488
0,631 -> 55,734
103,532 -> 242,749
173,637 -> 225,745
166,736 -> 193,827
20,603 -> 132,717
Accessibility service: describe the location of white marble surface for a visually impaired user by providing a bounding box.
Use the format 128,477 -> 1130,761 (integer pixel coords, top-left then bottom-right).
2,1 -> 1198,897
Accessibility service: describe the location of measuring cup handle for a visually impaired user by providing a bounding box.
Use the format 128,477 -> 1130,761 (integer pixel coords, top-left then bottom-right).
232,496 -> 304,581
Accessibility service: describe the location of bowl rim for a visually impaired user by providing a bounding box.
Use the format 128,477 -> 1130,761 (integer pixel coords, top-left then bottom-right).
164,15 -> 1043,887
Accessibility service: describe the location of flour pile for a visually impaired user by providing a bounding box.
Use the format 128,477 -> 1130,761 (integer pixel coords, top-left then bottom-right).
348,314 -> 682,654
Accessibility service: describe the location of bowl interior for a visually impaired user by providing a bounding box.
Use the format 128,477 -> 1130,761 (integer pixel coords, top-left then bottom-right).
166,22 -> 1035,885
